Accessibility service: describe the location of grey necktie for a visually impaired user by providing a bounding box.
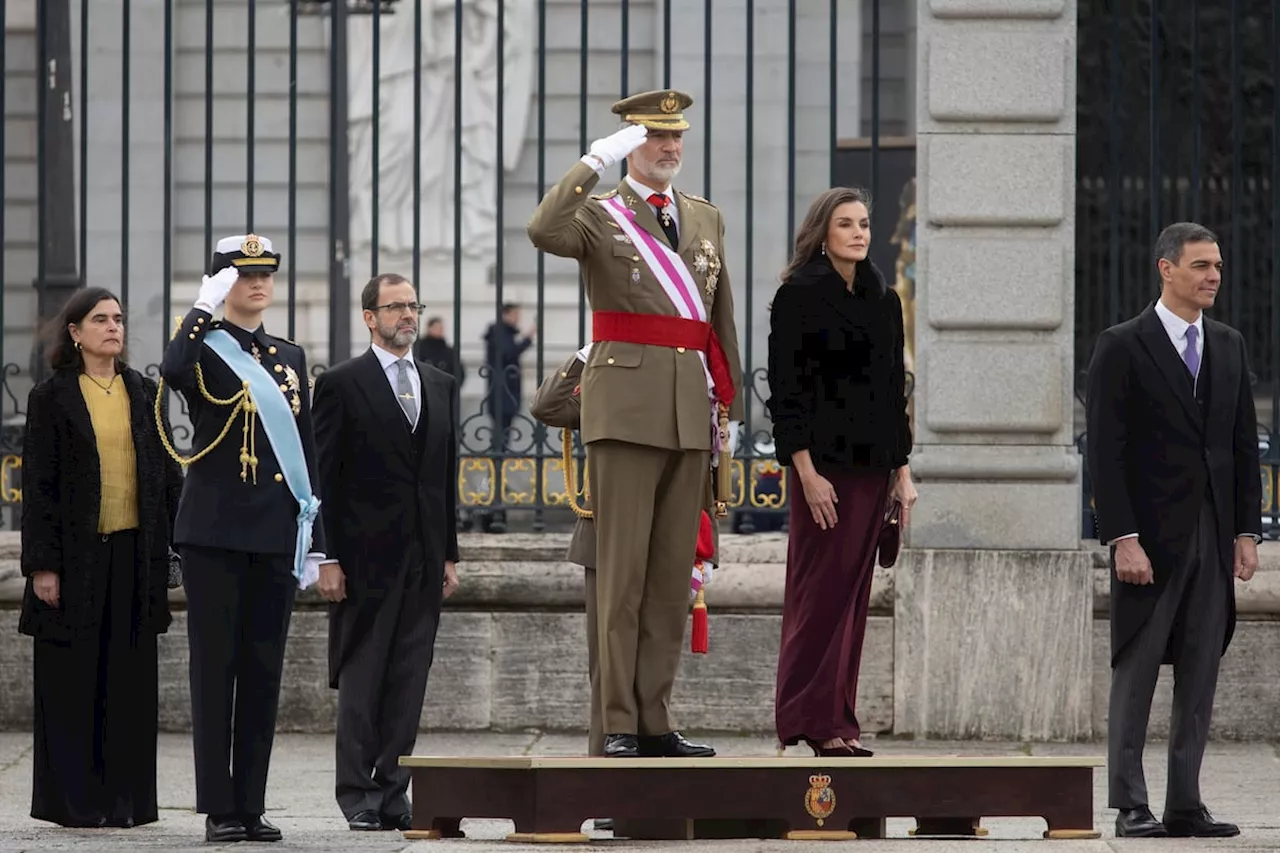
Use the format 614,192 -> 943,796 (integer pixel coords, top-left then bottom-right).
395,359 -> 418,426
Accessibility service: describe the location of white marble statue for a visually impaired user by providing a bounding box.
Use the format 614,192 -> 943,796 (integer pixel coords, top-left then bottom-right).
344,0 -> 535,261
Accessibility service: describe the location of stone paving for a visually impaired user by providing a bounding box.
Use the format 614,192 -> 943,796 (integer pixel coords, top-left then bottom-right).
0,731 -> 1277,851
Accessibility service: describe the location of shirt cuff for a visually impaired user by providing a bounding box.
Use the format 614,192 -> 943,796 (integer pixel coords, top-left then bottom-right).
1237,533 -> 1262,543
579,154 -> 605,175
1108,533 -> 1139,544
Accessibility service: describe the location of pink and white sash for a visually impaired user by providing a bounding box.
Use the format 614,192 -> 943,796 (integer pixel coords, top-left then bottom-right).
597,194 -> 719,446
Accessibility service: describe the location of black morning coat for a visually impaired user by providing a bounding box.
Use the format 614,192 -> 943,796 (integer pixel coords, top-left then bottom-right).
19,367 -> 183,641
311,349 -> 461,689
766,255 -> 912,472
160,308 -> 327,557
1086,303 -> 1262,665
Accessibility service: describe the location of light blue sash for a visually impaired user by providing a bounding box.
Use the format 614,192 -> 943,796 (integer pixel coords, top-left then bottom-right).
205,329 -> 321,585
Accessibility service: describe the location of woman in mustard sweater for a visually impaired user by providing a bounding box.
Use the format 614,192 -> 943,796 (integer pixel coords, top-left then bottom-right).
19,287 -> 183,828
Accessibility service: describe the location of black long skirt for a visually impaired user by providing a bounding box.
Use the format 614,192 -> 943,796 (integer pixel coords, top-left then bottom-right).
31,529 -> 159,828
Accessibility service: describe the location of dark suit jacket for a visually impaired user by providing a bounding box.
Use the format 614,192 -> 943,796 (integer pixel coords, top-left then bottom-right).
1085,303 -> 1261,665
312,348 -> 460,687
160,309 -> 327,556
19,368 -> 183,641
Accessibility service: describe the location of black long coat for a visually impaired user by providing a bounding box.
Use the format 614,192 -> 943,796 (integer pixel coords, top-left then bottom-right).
19,368 -> 183,641
311,350 -> 460,688
1085,304 -> 1262,665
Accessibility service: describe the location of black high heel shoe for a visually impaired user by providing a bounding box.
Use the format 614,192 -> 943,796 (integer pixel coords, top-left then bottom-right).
803,738 -> 857,757
846,741 -> 874,757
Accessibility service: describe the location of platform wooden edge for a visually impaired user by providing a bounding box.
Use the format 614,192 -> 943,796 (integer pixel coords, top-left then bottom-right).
399,755 -> 1105,769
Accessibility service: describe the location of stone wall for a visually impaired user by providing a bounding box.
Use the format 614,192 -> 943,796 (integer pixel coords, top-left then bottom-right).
2,531 -> 1278,739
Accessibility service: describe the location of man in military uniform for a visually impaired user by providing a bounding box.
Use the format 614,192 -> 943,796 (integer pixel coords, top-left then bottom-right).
527,90 -> 744,759
160,234 -> 328,844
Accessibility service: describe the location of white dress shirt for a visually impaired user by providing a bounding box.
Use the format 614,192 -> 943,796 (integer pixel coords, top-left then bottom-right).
370,343 -> 421,430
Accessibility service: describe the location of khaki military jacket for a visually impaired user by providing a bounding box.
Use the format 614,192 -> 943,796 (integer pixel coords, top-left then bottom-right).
527,162 -> 745,452
529,352 -> 720,569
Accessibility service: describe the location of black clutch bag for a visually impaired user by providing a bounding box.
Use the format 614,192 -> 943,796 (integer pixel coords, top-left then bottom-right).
877,500 -> 902,568
167,548 -> 184,589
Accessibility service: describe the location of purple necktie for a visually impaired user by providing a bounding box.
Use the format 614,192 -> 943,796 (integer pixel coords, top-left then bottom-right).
1184,325 -> 1200,378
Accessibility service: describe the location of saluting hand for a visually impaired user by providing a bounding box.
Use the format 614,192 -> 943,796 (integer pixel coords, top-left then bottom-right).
32,570 -> 59,608
195,266 -> 239,313
1113,538 -> 1154,585
586,124 -> 648,170
443,561 -> 460,599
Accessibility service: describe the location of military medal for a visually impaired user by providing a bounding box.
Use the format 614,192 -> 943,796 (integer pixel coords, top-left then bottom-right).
696,238 -> 722,296
631,267 -> 641,284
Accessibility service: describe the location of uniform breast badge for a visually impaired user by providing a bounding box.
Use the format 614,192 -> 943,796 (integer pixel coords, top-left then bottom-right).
283,365 -> 302,416
695,238 -> 722,296
803,774 -> 837,827
250,341 -> 263,364
631,267 -> 642,284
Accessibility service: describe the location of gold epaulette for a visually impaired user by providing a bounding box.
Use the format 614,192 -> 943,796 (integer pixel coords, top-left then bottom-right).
591,189 -> 618,200
680,191 -> 715,206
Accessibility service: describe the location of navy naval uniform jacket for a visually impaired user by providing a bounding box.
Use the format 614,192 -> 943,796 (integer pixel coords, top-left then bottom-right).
160,308 -> 327,557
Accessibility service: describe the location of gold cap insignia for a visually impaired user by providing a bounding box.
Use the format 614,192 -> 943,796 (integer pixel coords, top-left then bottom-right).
241,235 -> 265,257
660,92 -> 679,114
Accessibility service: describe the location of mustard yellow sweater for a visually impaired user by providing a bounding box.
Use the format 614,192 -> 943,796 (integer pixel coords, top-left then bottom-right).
79,374 -> 139,533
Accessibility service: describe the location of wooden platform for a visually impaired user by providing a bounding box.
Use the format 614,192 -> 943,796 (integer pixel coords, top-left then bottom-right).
399,754 -> 1104,842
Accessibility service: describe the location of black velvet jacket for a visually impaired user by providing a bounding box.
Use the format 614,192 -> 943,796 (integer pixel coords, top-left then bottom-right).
766,256 -> 912,471
19,367 -> 183,641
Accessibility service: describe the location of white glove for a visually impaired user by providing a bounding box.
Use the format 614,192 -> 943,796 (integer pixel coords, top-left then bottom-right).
575,343 -> 593,363
582,124 -> 648,171
727,420 -> 742,458
195,266 -> 239,314
299,553 -> 322,590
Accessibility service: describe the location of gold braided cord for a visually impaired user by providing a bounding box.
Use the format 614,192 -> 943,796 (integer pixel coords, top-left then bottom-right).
153,366 -> 255,476
562,428 -> 592,519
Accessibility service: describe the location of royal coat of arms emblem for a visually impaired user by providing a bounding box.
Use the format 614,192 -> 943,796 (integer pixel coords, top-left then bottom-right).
803,773 -> 837,826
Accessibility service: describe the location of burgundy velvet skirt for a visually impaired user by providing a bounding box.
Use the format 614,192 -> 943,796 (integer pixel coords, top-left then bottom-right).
775,466 -> 891,746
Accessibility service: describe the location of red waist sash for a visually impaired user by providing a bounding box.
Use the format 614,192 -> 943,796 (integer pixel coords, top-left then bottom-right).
592,310 -> 736,410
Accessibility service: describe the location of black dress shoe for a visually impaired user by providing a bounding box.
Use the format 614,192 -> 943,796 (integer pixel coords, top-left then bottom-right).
205,814 -> 247,843
1163,807 -> 1240,838
380,812 -> 412,832
348,809 -> 382,831
638,731 -> 716,758
242,814 -> 282,842
604,734 -> 640,757
1115,806 -> 1168,837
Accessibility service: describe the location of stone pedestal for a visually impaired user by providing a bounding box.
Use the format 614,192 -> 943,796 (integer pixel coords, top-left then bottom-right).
902,0 -> 1092,738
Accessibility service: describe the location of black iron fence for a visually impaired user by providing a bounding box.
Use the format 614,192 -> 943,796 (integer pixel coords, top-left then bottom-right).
0,0 -> 911,532
1076,0 -> 1280,537
3,1 -> 1276,536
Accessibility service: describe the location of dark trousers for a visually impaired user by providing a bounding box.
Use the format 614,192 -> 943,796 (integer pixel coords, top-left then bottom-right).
181,545 -> 296,817
1107,500 -> 1231,812
334,563 -> 442,820
32,530 -> 158,828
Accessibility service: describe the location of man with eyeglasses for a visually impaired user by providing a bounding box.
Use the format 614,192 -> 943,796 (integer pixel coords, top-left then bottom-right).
311,273 -> 461,832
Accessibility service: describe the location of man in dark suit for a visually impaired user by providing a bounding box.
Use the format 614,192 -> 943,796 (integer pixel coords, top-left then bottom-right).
161,234 -> 328,844
1086,221 -> 1261,839
312,272 -> 461,832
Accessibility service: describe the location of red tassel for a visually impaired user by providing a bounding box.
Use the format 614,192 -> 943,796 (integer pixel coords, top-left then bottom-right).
691,589 -> 708,654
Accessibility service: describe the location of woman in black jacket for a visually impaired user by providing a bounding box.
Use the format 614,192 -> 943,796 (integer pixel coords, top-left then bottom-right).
767,187 -> 917,757
19,287 -> 183,827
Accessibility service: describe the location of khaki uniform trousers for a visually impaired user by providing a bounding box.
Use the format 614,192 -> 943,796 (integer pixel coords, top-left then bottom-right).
587,439 -> 710,736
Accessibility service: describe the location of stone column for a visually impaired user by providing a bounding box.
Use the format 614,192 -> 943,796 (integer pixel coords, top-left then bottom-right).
895,0 -> 1094,740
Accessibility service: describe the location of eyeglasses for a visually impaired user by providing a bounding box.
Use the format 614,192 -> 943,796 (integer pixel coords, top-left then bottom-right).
371,302 -> 424,314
